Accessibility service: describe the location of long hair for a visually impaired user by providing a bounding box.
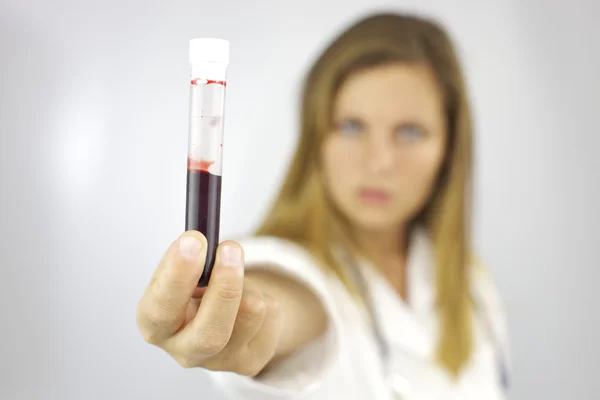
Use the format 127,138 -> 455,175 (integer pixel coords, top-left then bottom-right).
256,12 -> 474,377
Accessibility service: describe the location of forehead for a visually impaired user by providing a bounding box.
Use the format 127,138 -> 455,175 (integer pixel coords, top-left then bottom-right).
333,63 -> 444,121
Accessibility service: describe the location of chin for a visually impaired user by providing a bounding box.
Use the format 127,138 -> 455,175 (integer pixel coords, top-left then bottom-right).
348,210 -> 405,233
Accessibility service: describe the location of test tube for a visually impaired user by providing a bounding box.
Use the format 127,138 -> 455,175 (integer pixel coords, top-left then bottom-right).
185,38 -> 229,287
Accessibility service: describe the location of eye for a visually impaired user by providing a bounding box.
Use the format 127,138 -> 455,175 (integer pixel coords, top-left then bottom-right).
336,119 -> 363,137
395,123 -> 426,143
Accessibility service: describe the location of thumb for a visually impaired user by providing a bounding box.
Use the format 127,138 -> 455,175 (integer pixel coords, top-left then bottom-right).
137,231 -> 207,344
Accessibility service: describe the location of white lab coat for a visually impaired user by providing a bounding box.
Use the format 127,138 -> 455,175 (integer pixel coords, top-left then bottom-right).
203,227 -> 510,400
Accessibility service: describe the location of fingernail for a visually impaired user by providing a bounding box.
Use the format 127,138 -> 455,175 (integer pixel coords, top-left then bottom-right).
220,244 -> 242,267
178,235 -> 202,262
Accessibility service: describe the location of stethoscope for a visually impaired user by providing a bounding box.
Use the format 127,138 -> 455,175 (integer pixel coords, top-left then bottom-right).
343,253 -> 510,399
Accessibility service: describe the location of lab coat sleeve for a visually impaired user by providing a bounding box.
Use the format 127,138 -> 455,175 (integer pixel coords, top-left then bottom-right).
200,236 -> 343,400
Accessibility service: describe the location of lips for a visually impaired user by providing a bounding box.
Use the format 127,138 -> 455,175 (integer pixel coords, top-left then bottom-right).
358,188 -> 392,204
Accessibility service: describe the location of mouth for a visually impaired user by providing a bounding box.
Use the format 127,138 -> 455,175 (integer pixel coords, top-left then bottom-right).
358,188 -> 392,204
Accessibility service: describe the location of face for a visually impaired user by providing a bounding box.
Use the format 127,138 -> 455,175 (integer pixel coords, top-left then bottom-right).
321,63 -> 447,234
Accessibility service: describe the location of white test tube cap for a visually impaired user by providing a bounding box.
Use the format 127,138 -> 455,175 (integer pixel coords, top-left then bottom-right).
189,38 -> 230,65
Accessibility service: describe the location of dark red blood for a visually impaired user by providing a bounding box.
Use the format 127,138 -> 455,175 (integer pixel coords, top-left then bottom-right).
185,160 -> 222,287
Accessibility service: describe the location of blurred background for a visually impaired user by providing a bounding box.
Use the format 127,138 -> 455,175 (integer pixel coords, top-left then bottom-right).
1,0 -> 599,399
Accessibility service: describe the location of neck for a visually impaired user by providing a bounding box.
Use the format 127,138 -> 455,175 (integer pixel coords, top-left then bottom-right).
354,226 -> 409,299
354,227 -> 406,260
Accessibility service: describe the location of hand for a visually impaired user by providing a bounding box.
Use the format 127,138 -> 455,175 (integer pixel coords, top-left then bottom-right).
136,231 -> 282,377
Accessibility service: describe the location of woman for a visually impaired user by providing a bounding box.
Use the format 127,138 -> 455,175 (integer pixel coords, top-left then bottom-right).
136,12 -> 510,400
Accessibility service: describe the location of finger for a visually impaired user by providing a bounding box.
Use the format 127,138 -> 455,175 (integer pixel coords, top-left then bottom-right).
172,241 -> 245,357
192,286 -> 208,299
246,293 -> 281,356
238,294 -> 282,377
226,283 -> 267,349
137,231 -> 207,345
197,289 -> 277,376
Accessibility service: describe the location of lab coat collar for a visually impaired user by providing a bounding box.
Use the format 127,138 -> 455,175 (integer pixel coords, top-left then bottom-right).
348,226 -> 437,361
371,226 -> 435,360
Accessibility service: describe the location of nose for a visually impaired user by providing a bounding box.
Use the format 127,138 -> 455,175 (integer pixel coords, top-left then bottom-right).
364,131 -> 394,175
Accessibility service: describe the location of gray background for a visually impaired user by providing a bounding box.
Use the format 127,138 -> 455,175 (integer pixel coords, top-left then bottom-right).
1,0 -> 598,399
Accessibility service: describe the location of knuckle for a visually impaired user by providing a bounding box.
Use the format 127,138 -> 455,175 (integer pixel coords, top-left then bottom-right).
263,294 -> 281,317
146,307 -> 178,329
238,292 -> 267,321
237,357 -> 268,377
140,329 -> 161,345
136,303 -> 177,345
195,330 -> 229,356
215,285 -> 243,301
211,348 -> 270,377
224,346 -> 274,377
176,354 -> 199,369
201,352 -> 239,374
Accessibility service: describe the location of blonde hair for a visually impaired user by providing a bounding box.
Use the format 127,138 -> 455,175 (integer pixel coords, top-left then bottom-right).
256,12 -> 474,377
